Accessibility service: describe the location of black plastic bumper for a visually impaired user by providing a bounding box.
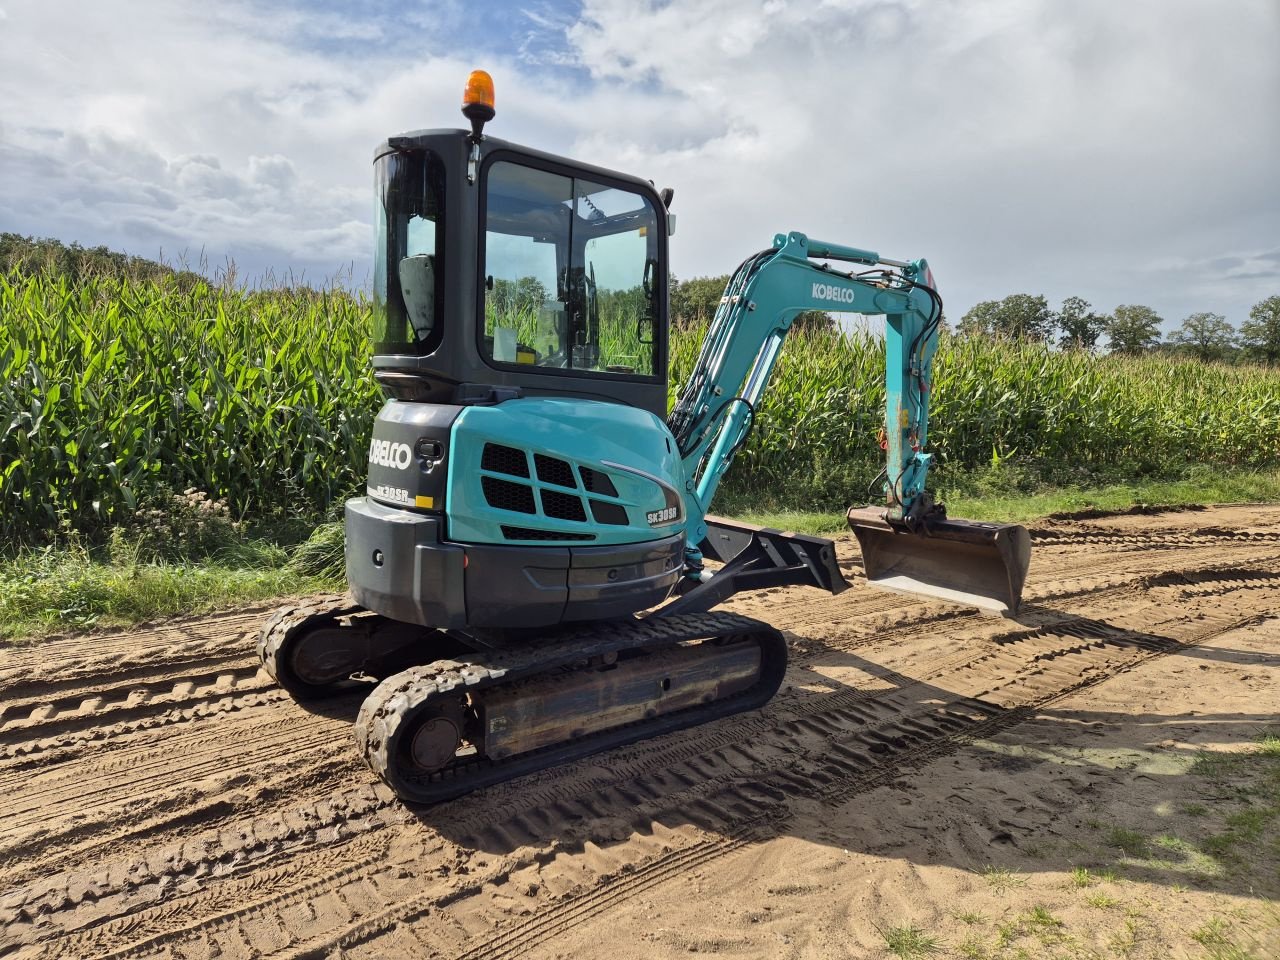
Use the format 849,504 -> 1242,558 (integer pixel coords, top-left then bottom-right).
345,498 -> 684,629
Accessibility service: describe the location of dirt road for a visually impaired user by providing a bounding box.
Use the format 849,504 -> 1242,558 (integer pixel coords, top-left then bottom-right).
2,506 -> 1277,959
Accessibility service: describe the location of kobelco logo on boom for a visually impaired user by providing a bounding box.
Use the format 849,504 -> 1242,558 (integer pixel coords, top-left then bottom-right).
369,439 -> 413,470
812,282 -> 855,304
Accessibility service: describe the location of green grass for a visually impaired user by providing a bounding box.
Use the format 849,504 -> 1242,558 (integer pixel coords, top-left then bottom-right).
3,465 -> 1274,642
879,923 -> 943,958
0,543 -> 320,641
1085,891 -> 1121,909
980,865 -> 1028,893
1068,867 -> 1095,888
731,465 -> 1280,534
1104,827 -> 1151,859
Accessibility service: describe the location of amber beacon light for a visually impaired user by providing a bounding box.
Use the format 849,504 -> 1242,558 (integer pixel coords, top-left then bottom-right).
462,70 -> 496,137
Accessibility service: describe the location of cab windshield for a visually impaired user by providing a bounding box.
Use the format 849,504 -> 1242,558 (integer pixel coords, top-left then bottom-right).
482,160 -> 660,377
373,149 -> 445,354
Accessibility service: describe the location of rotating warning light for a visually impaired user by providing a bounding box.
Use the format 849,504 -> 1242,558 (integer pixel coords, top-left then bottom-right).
462,70 -> 496,126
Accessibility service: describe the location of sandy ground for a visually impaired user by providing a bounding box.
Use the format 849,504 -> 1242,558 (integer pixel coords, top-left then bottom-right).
0,505 -> 1277,959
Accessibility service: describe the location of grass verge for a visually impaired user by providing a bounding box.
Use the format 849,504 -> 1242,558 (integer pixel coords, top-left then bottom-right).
731,465 -> 1280,534
0,540 -> 330,643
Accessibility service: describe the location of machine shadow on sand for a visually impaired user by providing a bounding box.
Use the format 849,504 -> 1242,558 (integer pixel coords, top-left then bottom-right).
282,602 -> 1280,902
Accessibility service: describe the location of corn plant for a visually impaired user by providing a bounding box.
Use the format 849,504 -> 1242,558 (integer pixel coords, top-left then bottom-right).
4,265 -> 1279,545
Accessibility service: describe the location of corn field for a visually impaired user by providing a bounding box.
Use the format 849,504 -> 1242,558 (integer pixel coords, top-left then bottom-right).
4,268 -> 1279,545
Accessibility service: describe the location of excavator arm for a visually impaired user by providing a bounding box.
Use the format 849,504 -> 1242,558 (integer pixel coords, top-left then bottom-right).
666,231 -> 1030,615
668,231 -> 939,540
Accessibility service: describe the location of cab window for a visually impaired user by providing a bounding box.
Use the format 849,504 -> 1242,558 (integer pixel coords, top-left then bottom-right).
482,160 -> 660,377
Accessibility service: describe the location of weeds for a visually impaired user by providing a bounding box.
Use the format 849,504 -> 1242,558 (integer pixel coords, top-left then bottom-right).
879,923 -> 943,958
981,865 -> 1028,893
1069,867 -> 1094,888
1104,827 -> 1149,859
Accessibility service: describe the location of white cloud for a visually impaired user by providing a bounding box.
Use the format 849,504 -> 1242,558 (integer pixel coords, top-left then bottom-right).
0,0 -> 1277,328
563,0 -> 1280,327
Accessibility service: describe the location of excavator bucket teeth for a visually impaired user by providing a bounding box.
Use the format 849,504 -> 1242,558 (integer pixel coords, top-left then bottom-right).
846,507 -> 1031,616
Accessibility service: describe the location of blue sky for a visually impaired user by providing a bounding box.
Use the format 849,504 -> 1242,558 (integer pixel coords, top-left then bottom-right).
1,0 -> 1277,336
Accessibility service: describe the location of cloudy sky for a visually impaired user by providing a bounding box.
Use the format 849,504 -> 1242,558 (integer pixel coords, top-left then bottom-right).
1,0 -> 1277,332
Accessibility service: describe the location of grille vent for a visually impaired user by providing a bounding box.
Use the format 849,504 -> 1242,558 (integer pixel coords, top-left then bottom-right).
481,476 -> 536,514
541,489 -> 588,522
579,467 -> 618,498
482,446 -> 627,529
501,526 -> 596,542
590,500 -> 629,526
535,454 -> 577,489
481,443 -> 529,477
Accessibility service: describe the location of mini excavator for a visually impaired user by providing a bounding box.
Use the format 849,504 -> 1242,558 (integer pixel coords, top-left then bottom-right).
259,71 -> 1032,804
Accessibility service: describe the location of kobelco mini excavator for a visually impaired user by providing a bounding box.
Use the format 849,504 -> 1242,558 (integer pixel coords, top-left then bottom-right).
259,71 -> 1031,804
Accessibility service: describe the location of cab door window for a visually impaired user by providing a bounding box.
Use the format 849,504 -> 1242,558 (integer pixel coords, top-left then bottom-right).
482,160 -> 659,378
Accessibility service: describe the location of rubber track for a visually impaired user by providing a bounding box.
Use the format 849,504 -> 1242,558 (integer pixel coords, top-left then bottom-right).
355,611 -> 788,804
256,594 -> 361,691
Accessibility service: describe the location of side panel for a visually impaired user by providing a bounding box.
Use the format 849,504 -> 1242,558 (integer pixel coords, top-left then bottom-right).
446,397 -> 687,548
364,401 -> 460,511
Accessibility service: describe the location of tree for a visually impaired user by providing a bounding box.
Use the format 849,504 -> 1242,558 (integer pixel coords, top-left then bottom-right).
1106,304 -> 1163,354
958,300 -> 1000,338
958,294 -> 1056,341
1240,295 -> 1280,363
1057,296 -> 1106,350
670,275 -> 729,327
1169,311 -> 1236,362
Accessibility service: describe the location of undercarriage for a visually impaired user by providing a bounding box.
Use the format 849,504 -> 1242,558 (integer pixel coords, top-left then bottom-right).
259,597 -> 785,804
259,518 -> 844,804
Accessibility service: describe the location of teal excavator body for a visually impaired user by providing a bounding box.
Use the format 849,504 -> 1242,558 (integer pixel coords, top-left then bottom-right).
259,75 -> 1031,805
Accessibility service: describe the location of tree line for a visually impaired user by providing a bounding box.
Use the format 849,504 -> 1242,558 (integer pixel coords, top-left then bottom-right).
671,272 -> 1280,365
957,293 -> 1280,364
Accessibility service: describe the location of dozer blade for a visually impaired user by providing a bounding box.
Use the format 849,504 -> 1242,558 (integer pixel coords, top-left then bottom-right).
846,507 -> 1031,616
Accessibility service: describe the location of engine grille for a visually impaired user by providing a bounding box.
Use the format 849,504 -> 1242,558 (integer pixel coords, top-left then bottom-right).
481,443 -> 530,478
478,444 -> 633,534
590,500 -> 629,526
501,526 -> 596,542
580,466 -> 619,498
540,489 -> 587,522
481,476 -> 536,514
534,454 -> 577,489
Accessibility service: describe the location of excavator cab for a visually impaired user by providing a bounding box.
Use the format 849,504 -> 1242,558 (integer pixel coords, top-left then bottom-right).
368,126 -> 670,419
